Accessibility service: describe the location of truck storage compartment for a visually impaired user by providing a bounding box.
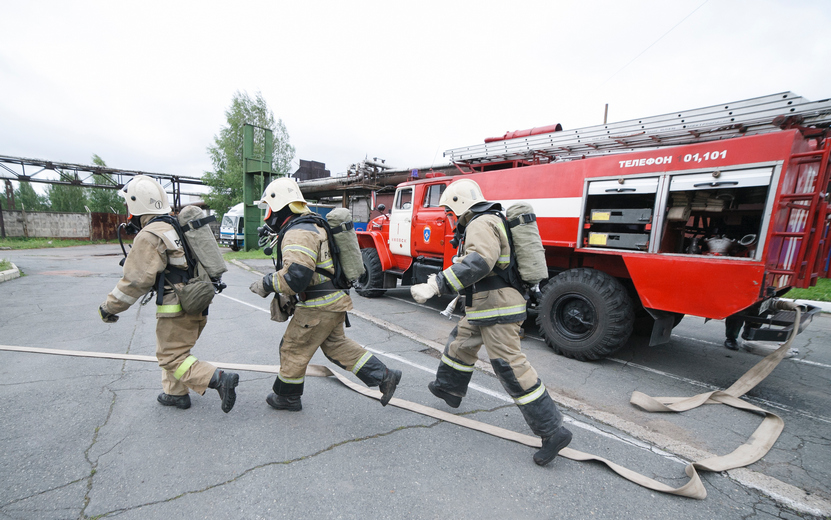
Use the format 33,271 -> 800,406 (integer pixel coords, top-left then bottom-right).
582,177 -> 659,251
588,231 -> 650,250
658,167 -> 773,259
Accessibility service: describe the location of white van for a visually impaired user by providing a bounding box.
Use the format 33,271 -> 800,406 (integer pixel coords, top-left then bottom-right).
219,203 -> 245,251
220,202 -> 338,251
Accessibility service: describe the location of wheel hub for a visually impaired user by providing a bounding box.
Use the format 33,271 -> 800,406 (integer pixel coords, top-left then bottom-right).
553,294 -> 597,339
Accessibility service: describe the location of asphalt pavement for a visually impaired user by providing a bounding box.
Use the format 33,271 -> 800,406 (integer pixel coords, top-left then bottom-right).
0,245 -> 829,520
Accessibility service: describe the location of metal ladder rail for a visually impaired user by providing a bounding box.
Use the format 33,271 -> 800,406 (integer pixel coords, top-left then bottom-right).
800,142 -> 831,283
448,103 -> 831,164
767,145 -> 831,287
446,94 -> 831,164
450,92 -> 804,157
451,124 -> 798,165
447,93 -> 831,162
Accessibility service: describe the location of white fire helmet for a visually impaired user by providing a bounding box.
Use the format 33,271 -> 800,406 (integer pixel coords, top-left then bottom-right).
439,178 -> 486,217
257,177 -> 308,219
120,175 -> 171,216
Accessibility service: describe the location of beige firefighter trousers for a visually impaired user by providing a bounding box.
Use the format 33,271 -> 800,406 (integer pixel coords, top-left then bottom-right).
446,318 -> 539,391
280,306 -> 368,380
156,313 -> 216,396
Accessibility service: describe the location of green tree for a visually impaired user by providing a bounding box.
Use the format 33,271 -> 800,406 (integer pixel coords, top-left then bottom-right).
47,171 -> 88,212
87,154 -> 126,214
203,90 -> 295,215
15,181 -> 50,211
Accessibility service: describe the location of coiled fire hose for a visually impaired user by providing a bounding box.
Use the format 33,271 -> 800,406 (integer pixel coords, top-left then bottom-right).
0,301 -> 805,500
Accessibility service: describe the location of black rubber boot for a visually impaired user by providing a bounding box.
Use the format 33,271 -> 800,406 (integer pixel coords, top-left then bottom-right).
725,315 -> 743,351
157,393 -> 191,409
208,369 -> 239,413
534,426 -> 573,466
354,355 -> 388,387
379,369 -> 402,406
266,393 -> 302,411
724,338 -> 739,351
428,352 -> 473,408
428,381 -> 462,408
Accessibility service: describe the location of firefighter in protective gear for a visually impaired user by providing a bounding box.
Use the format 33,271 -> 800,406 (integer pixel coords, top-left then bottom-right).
249,177 -> 402,411
411,178 -> 572,466
98,175 -> 239,413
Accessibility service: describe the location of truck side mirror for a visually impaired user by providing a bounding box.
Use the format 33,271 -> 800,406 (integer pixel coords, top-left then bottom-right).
377,204 -> 386,213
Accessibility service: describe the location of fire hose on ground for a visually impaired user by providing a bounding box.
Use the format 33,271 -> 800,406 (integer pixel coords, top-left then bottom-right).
0,300 -> 806,500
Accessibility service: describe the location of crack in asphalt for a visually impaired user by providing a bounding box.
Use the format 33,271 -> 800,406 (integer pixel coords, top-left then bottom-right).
80,420 -> 446,518
0,373 -> 135,387
77,404 -> 517,518
0,478 -> 87,511
78,308 -> 143,520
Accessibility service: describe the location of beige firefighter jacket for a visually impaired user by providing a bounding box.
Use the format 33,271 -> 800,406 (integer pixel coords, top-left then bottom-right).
267,218 -> 352,313
438,212 -> 527,325
103,215 -> 189,318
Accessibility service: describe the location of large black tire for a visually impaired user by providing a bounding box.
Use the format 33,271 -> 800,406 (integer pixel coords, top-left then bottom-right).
354,248 -> 385,298
536,268 -> 634,361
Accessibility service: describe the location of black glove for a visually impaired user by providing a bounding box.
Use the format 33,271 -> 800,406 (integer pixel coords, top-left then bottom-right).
99,305 -> 119,323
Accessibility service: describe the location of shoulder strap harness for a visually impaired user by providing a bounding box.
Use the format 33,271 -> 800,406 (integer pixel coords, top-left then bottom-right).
456,210 -> 527,306
276,213 -> 349,290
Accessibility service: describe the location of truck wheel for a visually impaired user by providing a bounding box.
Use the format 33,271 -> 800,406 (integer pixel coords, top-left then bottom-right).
536,268 -> 634,361
355,248 -> 385,298
230,245 -> 240,252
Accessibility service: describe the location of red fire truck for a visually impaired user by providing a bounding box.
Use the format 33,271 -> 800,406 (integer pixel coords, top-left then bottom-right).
355,92 -> 831,360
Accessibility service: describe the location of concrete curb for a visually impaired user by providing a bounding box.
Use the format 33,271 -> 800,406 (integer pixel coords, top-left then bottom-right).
0,263 -> 20,283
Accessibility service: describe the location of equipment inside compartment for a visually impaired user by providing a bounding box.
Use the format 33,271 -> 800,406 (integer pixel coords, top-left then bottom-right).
582,168 -> 772,258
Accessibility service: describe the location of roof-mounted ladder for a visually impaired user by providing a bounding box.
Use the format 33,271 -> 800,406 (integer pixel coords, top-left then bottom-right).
444,92 -> 831,165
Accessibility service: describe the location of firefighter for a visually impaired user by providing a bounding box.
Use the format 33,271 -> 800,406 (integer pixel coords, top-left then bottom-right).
410,178 -> 572,467
98,175 -> 239,413
249,177 -> 401,411
724,314 -> 747,350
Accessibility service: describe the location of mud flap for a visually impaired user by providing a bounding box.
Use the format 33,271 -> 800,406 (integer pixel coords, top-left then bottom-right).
645,309 -> 675,346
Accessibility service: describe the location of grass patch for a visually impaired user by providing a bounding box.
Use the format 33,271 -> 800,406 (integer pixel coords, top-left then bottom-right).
787,277 -> 831,302
0,259 -> 11,271
0,237 -> 125,250
222,248 -> 274,261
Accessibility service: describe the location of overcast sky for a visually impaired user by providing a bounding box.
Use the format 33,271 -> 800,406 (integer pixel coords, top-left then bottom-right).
2,0 -> 830,190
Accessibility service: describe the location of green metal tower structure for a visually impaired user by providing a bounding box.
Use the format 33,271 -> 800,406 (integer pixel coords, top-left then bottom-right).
242,124 -> 274,251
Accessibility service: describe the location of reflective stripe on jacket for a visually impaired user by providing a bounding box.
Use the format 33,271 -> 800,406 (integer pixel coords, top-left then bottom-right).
104,216 -> 188,318
438,213 -> 526,325
270,219 -> 352,313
